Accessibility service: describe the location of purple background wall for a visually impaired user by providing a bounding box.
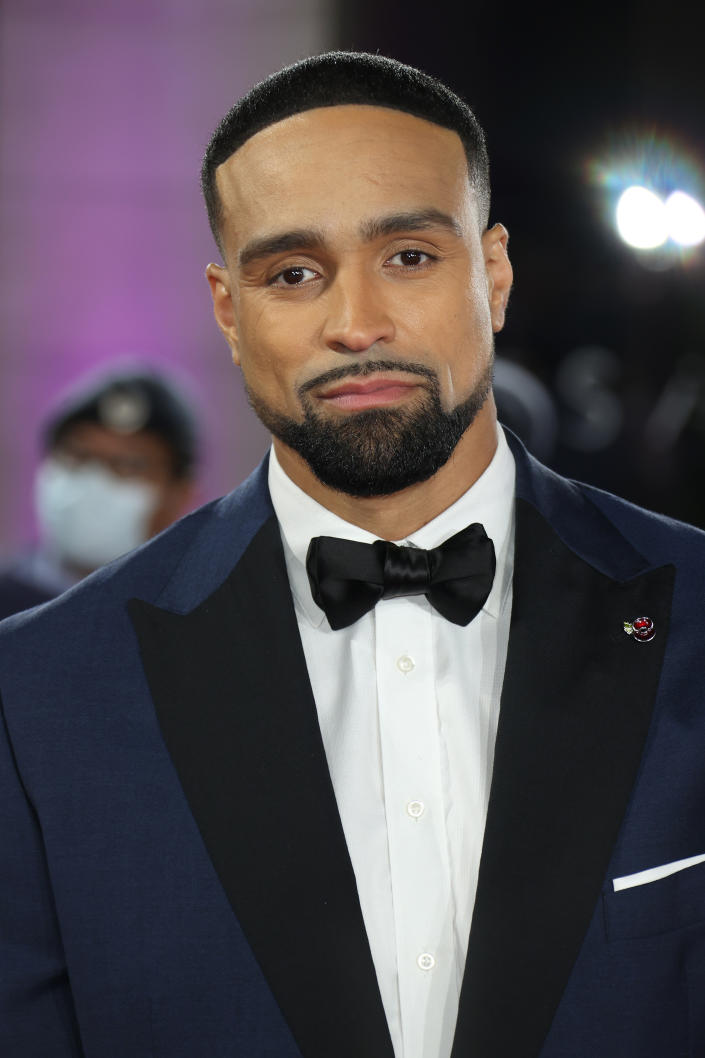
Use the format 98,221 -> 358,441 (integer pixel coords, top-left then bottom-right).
0,0 -> 333,554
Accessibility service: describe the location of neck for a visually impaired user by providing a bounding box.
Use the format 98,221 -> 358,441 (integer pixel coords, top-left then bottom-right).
273,400 -> 499,540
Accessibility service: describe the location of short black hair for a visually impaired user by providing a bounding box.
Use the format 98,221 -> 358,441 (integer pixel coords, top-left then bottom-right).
201,51 -> 490,252
43,367 -> 198,479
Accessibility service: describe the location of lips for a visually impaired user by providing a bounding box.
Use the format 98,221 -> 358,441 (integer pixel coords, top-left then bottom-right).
317,375 -> 420,410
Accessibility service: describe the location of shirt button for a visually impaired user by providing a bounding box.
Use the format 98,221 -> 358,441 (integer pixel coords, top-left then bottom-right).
396,654 -> 415,674
407,800 -> 425,819
417,953 -> 436,971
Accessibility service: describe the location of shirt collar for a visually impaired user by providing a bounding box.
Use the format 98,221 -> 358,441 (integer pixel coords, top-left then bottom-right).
269,424 -> 516,628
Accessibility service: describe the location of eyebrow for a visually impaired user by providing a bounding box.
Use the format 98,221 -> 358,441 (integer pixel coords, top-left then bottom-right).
238,208 -> 463,269
239,229 -> 325,269
360,209 -> 463,241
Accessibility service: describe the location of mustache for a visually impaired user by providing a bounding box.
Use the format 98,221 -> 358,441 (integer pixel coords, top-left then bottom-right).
298,359 -> 438,398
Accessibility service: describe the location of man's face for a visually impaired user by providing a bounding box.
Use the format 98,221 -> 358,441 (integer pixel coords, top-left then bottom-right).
208,105 -> 511,496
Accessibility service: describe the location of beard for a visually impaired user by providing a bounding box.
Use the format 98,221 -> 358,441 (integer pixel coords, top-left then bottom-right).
245,358 -> 493,498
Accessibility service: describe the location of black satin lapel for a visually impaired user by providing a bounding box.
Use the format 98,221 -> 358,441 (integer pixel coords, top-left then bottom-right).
452,498 -> 675,1058
129,516 -> 393,1058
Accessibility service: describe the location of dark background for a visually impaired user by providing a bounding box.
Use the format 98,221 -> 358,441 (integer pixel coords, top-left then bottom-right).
337,0 -> 705,525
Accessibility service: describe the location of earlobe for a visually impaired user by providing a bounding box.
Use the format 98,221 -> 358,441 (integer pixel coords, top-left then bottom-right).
482,223 -> 513,333
206,262 -> 240,363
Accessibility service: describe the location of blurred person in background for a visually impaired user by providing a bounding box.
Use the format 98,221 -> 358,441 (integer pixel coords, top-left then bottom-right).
0,366 -> 198,619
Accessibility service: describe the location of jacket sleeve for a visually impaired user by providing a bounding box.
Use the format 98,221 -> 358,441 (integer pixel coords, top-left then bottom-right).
0,692 -> 85,1057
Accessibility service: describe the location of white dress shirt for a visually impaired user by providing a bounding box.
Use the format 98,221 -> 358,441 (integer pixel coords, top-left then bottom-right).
268,426 -> 516,1058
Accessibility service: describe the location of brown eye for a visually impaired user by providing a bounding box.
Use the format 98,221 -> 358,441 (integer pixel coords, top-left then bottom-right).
388,249 -> 433,268
281,268 -> 306,284
270,266 -> 317,286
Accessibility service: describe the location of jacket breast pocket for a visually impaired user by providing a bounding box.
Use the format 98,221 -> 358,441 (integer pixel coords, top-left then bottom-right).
604,857 -> 705,941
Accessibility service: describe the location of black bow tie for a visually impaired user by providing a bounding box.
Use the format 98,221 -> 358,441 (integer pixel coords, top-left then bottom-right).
306,523 -> 496,630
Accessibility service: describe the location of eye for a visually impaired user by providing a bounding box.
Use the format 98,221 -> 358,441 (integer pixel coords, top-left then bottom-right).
269,266 -> 319,287
388,249 -> 434,268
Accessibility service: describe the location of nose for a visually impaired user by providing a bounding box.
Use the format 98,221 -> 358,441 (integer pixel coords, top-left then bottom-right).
321,268 -> 396,353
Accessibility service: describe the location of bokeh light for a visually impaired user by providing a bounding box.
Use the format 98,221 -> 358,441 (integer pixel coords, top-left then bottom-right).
615,186 -> 668,249
665,191 -> 705,247
588,128 -> 705,256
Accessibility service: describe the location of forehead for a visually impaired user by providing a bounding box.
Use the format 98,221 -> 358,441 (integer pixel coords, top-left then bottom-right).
214,105 -> 473,252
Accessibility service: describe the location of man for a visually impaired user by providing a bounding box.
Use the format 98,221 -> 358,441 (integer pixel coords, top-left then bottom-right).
1,52 -> 704,1058
0,366 -> 197,619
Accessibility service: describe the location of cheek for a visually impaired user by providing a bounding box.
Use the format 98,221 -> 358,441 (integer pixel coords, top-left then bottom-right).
439,281 -> 494,402
237,303 -> 284,374
462,271 -> 493,329
236,322 -> 308,407
237,293 -> 325,387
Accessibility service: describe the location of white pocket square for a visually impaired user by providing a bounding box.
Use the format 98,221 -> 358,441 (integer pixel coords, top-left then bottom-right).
613,852 -> 705,892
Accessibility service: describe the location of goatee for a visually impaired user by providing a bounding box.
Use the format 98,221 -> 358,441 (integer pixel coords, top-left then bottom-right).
245,358 -> 493,498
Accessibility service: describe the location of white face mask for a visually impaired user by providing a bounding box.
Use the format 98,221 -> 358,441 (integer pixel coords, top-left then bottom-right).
35,458 -> 159,571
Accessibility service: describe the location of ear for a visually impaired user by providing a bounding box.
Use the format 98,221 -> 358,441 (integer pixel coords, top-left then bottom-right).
481,223 -> 513,333
206,263 -> 240,364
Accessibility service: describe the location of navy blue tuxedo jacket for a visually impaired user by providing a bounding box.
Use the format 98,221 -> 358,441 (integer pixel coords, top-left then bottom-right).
2,430 -> 705,1057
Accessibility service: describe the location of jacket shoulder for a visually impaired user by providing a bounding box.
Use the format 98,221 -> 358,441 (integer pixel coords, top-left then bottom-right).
507,426 -> 705,570
577,478 -> 705,564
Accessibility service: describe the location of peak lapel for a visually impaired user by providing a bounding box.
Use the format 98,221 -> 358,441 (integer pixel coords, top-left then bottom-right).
129,515 -> 393,1058
452,496 -> 674,1058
